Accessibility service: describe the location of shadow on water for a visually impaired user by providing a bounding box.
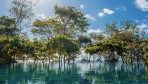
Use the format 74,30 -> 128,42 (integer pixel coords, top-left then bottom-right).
0,62 -> 148,84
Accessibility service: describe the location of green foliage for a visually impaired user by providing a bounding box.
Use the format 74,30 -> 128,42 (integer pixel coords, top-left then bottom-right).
8,37 -> 33,54
10,0 -> 36,34
0,36 -> 34,63
85,20 -> 148,63
0,16 -> 18,36
90,33 -> 104,42
32,6 -> 89,41
0,1 -> 147,64
77,36 -> 92,46
46,35 -> 79,55
105,22 -> 117,35
54,6 -> 89,33
84,43 -> 103,55
32,19 -> 62,40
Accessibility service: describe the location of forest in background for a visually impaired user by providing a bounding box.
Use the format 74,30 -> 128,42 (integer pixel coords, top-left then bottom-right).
0,0 -> 147,65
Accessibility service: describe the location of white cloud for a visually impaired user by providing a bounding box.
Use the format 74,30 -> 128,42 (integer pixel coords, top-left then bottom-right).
135,20 -> 139,22
115,6 -> 127,11
145,29 -> 148,34
85,14 -> 96,21
143,18 -> 148,23
31,0 -> 37,4
137,23 -> 148,34
145,30 -> 148,33
137,23 -> 148,29
145,15 -> 148,18
98,12 -> 105,17
98,8 -> 114,18
37,13 -> 47,19
103,8 -> 114,14
87,29 -> 102,34
135,0 -> 148,11
80,4 -> 84,9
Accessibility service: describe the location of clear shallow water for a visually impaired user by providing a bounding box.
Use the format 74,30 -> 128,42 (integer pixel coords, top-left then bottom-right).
0,62 -> 148,84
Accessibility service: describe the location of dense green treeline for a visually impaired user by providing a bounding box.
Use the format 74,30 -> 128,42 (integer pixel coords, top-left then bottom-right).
0,0 -> 147,64
84,21 -> 148,63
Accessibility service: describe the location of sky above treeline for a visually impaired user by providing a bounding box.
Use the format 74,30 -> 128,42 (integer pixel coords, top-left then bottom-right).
0,0 -> 148,39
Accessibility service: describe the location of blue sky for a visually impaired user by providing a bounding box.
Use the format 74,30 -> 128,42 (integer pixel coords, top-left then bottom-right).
0,0 -> 148,39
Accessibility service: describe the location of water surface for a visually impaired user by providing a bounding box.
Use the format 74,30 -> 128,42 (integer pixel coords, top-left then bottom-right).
0,62 -> 148,84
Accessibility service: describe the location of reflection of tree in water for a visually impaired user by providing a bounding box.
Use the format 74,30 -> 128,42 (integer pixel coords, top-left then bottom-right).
0,63 -> 148,84
0,63 -> 91,84
83,63 -> 148,84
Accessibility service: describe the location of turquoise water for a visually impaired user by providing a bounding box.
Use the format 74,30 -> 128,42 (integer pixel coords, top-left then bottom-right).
0,62 -> 148,84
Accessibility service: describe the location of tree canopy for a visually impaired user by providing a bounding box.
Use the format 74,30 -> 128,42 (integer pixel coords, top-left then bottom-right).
0,2 -> 147,64
32,6 -> 89,41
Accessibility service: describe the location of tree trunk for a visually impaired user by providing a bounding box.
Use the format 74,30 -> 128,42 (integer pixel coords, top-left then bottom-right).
64,55 -> 65,63
59,54 -> 61,69
48,55 -> 50,63
88,55 -> 91,63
